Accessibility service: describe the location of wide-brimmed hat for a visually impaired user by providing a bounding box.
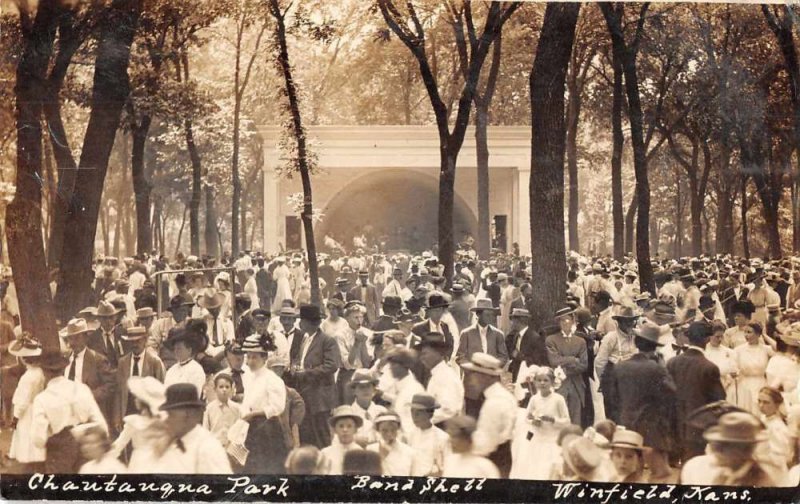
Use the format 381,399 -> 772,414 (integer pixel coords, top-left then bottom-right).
410,393 -> 440,410
426,294 -> 450,310
127,376 -> 166,412
648,301 -> 676,325
9,335 -> 42,357
163,327 -> 202,352
562,435 -> 604,480
349,369 -> 378,388
381,296 -> 403,310
470,298 -> 499,313
241,333 -> 274,354
510,308 -> 531,319
278,306 -> 299,318
335,277 -> 349,286
328,405 -> 364,428
703,412 -> 767,444
159,383 -> 206,411
777,322 -> 800,347
197,289 -> 225,310
78,306 -> 98,318
633,324 -> 664,346
251,308 -> 271,320
385,347 -> 417,368
554,307 -> 575,320
167,294 -> 194,312
120,326 -> 148,341
298,304 -> 323,321
38,351 -> 70,372
460,352 -> 503,376
59,318 -> 92,339
136,307 -> 156,320
96,300 -> 122,318
612,306 -> 639,321
608,430 -> 648,451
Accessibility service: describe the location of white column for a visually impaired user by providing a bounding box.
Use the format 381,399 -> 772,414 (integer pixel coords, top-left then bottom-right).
517,161 -> 531,256
263,163 -> 281,255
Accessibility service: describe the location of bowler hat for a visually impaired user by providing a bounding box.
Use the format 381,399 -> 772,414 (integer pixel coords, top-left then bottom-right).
163,327 -> 203,352
159,383 -> 206,411
299,304 -> 323,321
703,412 -> 767,444
381,296 -> 402,310
167,294 -> 194,312
426,294 -> 450,310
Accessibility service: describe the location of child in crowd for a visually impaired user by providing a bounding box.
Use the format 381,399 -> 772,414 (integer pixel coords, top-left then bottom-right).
442,415 -> 500,479
367,411 -> 414,476
203,373 -> 242,448
407,393 -> 449,476
609,430 -> 648,483
320,405 -> 362,475
76,424 -> 127,474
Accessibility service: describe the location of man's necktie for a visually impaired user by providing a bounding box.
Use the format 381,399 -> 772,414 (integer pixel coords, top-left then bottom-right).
68,356 -> 77,381
133,355 -> 140,376
105,334 -> 113,356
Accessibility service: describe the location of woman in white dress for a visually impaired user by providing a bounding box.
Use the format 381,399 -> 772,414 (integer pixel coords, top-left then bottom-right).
733,322 -> 773,415
705,321 -> 739,404
767,324 -> 800,407
271,257 -> 293,313
510,366 -> 570,480
7,336 -> 46,468
757,386 -> 794,470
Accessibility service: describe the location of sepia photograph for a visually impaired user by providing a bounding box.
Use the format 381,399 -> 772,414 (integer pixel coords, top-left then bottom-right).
1,0 -> 800,501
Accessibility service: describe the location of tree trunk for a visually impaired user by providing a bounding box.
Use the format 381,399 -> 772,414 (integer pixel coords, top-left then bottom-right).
100,206 -> 110,257
175,205 -> 189,257
241,191 -> 247,252
7,0 -> 60,349
270,0 -> 321,305
439,152 -> 456,284
715,142 -> 735,254
625,196 -> 637,255
528,2 -> 580,331
601,3 -> 655,294
475,101 -> 491,259
186,118 -> 202,256
205,184 -> 218,257
741,176 -> 750,259
55,0 -> 141,320
566,77 -> 581,252
231,94 -> 241,257
611,48 -> 625,261
131,115 -> 152,255
113,202 -> 121,259
674,168 -> 682,258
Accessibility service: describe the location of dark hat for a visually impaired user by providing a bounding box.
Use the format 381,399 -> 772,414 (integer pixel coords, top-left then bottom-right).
470,298 -> 499,313
703,412 -> 767,444
251,308 -> 271,320
426,294 -> 450,310
731,300 -> 756,317
382,295 -> 403,309
699,295 -> 716,311
38,351 -> 70,372
385,347 -> 417,368
554,306 -> 575,319
413,331 -> 449,352
358,270 -> 369,277
687,321 -> 713,344
159,383 -> 206,411
163,327 -> 203,352
167,294 -> 194,312
593,290 -> 612,304
410,393 -> 440,411
298,304 -> 323,321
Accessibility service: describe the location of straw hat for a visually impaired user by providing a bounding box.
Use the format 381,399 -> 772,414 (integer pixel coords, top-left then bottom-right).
328,405 -> 364,429
470,298 -> 499,313
608,430 -> 648,451
460,352 -> 504,377
9,335 -> 42,358
59,318 -> 93,339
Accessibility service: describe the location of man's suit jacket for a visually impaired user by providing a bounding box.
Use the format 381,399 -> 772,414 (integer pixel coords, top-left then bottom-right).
111,349 -> 165,429
288,329 -> 341,414
456,324 -> 509,365
348,283 -> 380,323
666,348 -> 725,436
609,353 -> 679,453
505,326 -> 548,381
545,332 -> 588,403
411,320 -> 454,359
87,327 -> 125,368
73,348 -> 116,423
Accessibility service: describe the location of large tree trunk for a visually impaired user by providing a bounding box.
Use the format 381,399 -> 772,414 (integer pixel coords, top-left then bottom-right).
205,184 -> 218,257
7,0 -> 60,349
231,95 -> 241,257
131,115 -> 152,255
566,75 -> 581,252
55,0 -> 141,320
611,48 -> 625,260
241,191 -> 247,252
741,176 -> 750,259
475,101 -> 491,259
674,167 -> 682,258
625,196 -> 637,255
270,0 -> 321,305
528,2 -> 580,331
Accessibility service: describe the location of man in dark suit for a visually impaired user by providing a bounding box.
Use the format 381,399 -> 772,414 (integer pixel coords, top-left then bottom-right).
505,308 -> 546,382
372,295 -> 401,332
411,294 -> 455,358
545,307 -> 588,427
111,326 -> 166,433
286,304 -> 341,448
318,256 -> 337,299
609,324 -> 679,480
255,257 -> 272,311
87,300 -> 125,369
510,283 -> 533,314
667,321 -> 726,462
719,272 -> 749,325
348,271 -> 380,325
61,318 -> 116,425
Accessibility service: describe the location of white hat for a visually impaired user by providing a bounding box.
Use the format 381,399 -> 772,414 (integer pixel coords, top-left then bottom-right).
127,376 -> 166,413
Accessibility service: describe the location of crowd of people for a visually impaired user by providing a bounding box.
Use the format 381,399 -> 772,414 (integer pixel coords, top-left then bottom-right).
1,239 -> 800,486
